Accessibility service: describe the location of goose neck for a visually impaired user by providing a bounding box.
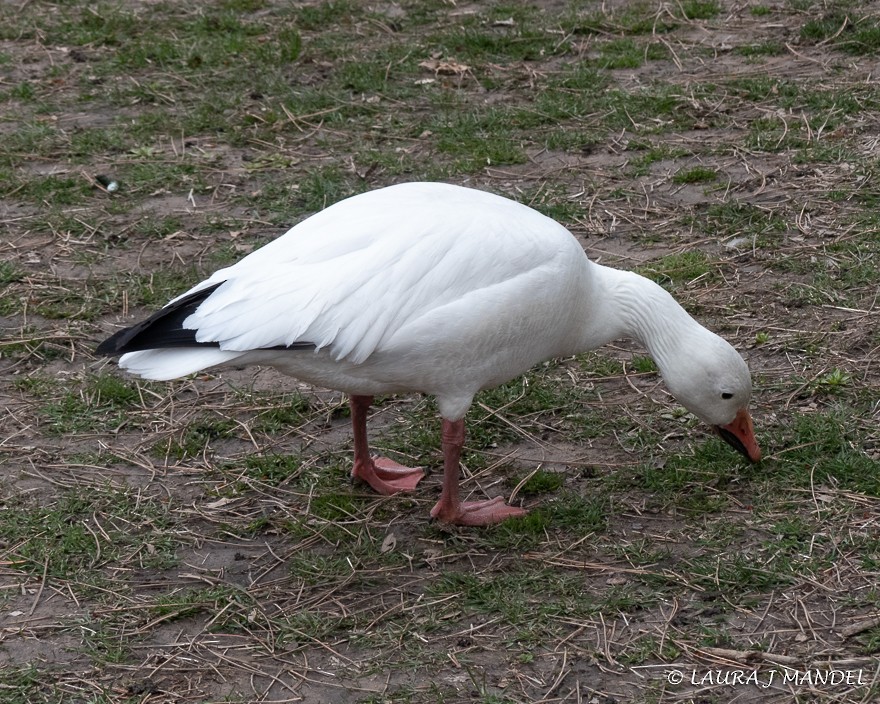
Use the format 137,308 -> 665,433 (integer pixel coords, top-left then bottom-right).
590,264 -> 696,369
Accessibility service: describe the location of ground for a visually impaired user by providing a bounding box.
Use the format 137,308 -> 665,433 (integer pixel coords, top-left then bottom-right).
1,0 -> 879,702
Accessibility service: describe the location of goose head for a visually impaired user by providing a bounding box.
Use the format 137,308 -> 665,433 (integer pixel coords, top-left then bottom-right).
659,331 -> 761,462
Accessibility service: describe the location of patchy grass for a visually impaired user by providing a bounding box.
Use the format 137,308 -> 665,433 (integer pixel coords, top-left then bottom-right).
1,0 -> 879,702
637,250 -> 716,287
673,165 -> 717,184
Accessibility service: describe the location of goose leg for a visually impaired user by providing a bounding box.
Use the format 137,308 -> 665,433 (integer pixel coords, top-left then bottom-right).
430,419 -> 527,526
350,395 -> 425,495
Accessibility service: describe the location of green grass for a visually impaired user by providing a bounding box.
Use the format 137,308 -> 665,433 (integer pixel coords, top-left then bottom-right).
0,667 -> 62,704
775,408 -> 880,495
0,260 -> 23,285
595,38 -> 670,69
163,415 -> 238,460
0,486 -> 177,580
14,373 -> 143,435
517,183 -> 589,222
625,143 -> 693,177
430,104 -> 530,169
704,200 -> 788,243
736,41 -> 785,57
512,469 -> 565,496
564,4 -> 679,36
637,250 -> 716,286
679,0 -> 722,20
673,165 -> 718,184
16,270 -> 203,322
801,11 -> 880,54
427,567 -> 595,627
251,392 -> 311,433
241,453 -> 303,485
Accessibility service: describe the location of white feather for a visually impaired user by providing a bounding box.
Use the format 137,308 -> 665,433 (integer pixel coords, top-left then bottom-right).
114,181 -> 753,426
119,348 -> 243,381
180,184 -> 565,364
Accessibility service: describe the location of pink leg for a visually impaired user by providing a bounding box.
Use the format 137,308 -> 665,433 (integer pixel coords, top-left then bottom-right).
350,395 -> 424,495
430,419 -> 527,526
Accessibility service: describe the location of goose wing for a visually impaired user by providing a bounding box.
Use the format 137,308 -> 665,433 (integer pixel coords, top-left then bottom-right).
179,183 -> 570,364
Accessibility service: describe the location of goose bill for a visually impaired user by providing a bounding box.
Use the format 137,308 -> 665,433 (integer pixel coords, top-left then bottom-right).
715,408 -> 761,462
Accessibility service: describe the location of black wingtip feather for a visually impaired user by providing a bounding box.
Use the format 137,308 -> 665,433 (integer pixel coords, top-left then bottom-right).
96,282 -> 224,356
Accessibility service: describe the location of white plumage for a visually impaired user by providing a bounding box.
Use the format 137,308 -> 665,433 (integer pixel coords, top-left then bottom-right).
101,182 -> 760,525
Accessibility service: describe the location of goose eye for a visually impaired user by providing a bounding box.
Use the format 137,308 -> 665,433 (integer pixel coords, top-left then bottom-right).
721,392 -> 733,400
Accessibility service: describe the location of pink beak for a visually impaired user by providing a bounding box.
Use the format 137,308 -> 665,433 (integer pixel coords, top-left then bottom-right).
715,407 -> 761,462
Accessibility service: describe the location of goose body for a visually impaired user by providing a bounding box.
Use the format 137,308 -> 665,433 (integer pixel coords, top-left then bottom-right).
99,182 -> 760,525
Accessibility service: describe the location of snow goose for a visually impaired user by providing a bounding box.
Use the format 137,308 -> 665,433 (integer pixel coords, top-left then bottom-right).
98,182 -> 760,526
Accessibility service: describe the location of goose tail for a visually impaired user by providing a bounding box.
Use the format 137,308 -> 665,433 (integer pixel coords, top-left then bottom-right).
96,282 -> 224,355
97,281 -> 245,380
118,348 -> 244,381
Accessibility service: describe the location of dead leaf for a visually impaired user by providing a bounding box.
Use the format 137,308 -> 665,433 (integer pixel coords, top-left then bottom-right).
381,532 -> 397,553
423,548 -> 442,566
419,58 -> 470,75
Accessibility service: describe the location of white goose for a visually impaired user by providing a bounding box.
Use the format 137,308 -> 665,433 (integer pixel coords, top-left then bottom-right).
98,182 -> 760,525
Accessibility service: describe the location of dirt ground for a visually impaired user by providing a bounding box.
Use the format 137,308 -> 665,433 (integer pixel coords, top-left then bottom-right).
2,1 -> 880,703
